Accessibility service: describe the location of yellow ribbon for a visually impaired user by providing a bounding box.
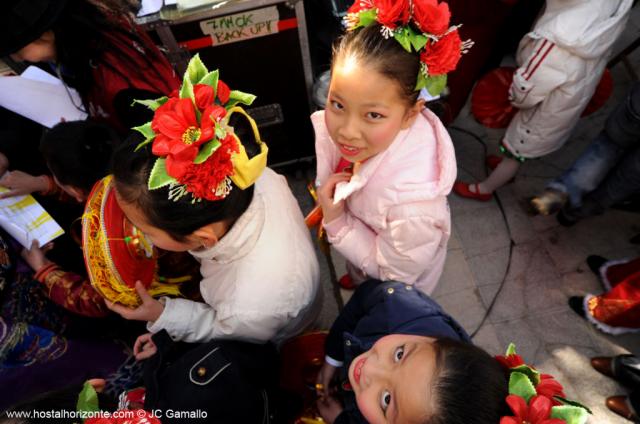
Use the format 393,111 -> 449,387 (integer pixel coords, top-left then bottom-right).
226,106 -> 268,190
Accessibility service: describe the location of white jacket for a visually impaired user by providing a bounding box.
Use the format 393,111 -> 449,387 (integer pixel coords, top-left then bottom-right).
148,168 -> 321,345
503,0 -> 632,159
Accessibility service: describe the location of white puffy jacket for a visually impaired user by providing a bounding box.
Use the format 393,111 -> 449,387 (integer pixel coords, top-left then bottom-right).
503,0 -> 632,159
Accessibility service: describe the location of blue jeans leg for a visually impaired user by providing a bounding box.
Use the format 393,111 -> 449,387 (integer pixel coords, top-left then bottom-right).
548,132 -> 624,208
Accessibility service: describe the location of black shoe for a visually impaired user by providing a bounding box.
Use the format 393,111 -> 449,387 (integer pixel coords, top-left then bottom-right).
586,255 -> 608,276
557,209 -> 578,227
569,296 -> 586,319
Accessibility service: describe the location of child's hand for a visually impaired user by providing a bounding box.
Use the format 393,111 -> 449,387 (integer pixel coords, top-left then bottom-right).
106,281 -> 165,322
317,172 -> 351,224
0,152 -> 9,176
21,240 -> 53,272
133,333 -> 157,360
316,395 -> 343,424
0,171 -> 49,199
316,362 -> 337,399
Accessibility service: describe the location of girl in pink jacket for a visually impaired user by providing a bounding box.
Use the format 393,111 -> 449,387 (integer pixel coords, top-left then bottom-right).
314,2 -> 461,295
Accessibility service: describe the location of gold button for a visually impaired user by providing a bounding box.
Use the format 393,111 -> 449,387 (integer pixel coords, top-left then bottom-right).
405,285 -> 412,290
387,288 -> 394,294
197,367 -> 206,377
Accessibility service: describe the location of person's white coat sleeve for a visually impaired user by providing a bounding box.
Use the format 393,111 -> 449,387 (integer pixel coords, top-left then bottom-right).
147,297 -> 283,344
510,38 -> 569,110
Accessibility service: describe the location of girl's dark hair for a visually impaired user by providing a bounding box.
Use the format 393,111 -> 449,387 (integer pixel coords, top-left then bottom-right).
332,24 -> 420,106
429,339 -> 509,424
112,113 -> 260,242
51,0 -> 173,106
40,121 -> 117,193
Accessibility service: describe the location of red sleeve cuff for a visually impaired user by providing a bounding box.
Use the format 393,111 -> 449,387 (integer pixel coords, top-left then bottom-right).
34,263 -> 59,282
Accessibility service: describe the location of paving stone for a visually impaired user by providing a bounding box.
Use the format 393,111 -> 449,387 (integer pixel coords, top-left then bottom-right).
432,248 -> 476,298
434,287 -> 487,332
452,204 -> 511,258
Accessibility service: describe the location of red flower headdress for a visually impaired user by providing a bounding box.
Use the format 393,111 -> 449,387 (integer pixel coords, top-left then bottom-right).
132,54 -> 268,202
344,0 -> 473,95
497,344 -> 591,424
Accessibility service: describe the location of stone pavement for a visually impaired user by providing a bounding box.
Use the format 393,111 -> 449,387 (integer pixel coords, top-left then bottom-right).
285,10 -> 640,423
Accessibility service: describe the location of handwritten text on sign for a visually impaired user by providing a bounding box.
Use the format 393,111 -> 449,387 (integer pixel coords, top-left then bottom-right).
199,6 -> 280,46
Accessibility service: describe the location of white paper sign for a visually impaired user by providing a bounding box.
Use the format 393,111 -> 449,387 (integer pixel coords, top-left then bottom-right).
199,6 -> 280,46
0,187 -> 64,249
0,66 -> 87,128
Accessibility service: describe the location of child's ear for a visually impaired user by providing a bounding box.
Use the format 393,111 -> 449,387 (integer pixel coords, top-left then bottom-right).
192,225 -> 219,249
401,99 -> 425,129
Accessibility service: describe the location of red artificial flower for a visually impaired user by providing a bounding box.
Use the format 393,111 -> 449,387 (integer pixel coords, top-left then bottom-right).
373,0 -> 410,29
194,84 -> 215,111
420,28 -> 462,76
537,374 -> 566,403
217,80 -> 231,105
151,97 -> 214,179
495,353 -> 525,370
501,395 -> 565,424
178,133 -> 240,200
412,0 -> 451,35
347,0 -> 373,15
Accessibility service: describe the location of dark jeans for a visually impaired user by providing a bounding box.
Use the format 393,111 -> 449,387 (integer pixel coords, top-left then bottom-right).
548,82 -> 640,219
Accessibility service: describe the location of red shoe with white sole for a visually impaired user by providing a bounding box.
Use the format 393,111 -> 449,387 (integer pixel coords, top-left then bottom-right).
453,181 -> 493,201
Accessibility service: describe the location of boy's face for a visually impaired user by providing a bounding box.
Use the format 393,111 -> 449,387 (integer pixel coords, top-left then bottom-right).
349,334 -> 437,424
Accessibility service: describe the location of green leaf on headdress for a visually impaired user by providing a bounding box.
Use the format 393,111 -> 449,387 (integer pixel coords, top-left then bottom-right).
148,158 -> 178,190
133,122 -> 154,139
415,71 -> 428,91
508,372 -> 537,403
550,405 -> 590,424
506,343 -> 517,356
215,123 -> 226,139
511,364 -> 541,386
187,54 -> 208,85
227,90 -> 256,107
180,72 -> 195,102
554,397 -> 593,415
424,74 -> 447,96
131,96 -> 168,112
194,139 -> 221,164
410,32 -> 428,52
198,70 -> 220,93
76,381 -> 100,414
394,28 -> 412,53
358,9 -> 377,28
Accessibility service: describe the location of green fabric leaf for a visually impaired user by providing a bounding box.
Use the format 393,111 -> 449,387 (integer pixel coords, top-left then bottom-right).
424,74 -> 447,96
554,397 -> 593,415
194,139 -> 221,164
148,158 -> 177,190
198,70 -> 219,93
215,123 -> 226,139
415,71 -> 429,91
131,96 -> 168,111
134,137 -> 154,152
180,72 -> 195,102
132,122 -> 155,140
393,28 -> 412,53
187,54 -> 208,85
410,32 -> 428,52
76,381 -> 100,414
506,343 -> 517,356
358,9 -> 377,27
550,405 -> 590,424
227,90 -> 256,107
510,364 -> 541,386
508,372 -> 537,402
